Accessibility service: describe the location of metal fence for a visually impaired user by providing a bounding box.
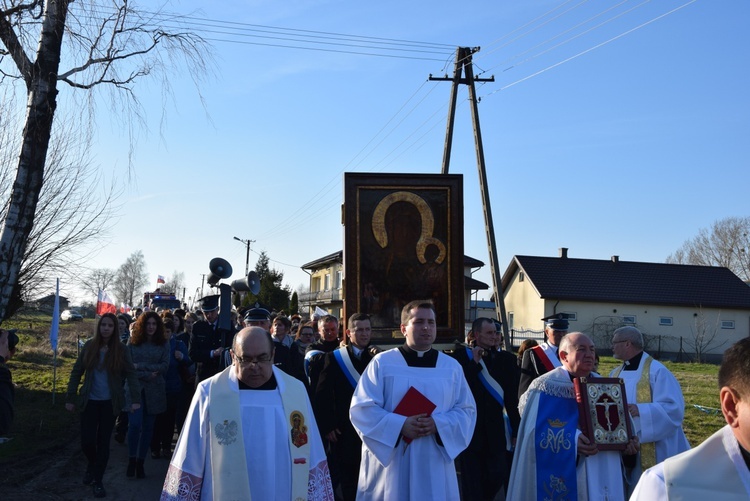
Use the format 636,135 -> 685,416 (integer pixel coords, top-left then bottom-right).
509,328 -> 722,363
509,329 -> 545,349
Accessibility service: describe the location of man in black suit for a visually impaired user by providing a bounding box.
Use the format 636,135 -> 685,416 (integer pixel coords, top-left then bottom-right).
450,317 -> 521,500
314,313 -> 377,501
189,295 -> 233,384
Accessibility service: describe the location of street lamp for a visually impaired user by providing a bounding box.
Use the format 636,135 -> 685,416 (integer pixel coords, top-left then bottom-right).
233,236 -> 254,276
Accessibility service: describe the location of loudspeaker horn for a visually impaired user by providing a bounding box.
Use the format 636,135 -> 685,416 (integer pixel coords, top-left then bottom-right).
207,257 -> 233,285
231,271 -> 261,295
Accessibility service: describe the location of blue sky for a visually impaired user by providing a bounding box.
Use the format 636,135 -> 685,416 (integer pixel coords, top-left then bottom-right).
61,0 -> 748,306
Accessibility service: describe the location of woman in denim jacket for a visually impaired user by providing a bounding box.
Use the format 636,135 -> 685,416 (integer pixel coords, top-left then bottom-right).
66,313 -> 141,498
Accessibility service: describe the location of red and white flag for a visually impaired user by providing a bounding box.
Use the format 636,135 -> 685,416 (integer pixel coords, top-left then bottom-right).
96,289 -> 116,315
120,303 -> 131,314
156,275 -> 166,284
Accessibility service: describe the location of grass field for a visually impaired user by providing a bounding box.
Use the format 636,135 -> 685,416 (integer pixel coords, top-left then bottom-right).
0,312 -> 90,484
0,313 -> 728,480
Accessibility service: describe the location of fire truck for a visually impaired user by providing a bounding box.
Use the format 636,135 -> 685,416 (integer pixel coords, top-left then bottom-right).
142,289 -> 181,311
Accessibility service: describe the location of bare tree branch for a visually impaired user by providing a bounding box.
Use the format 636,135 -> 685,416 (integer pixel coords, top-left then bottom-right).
0,1 -> 213,321
667,216 -> 750,281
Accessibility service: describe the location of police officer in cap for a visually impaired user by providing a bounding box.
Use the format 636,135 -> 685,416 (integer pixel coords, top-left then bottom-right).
518,313 -> 569,397
189,295 -> 234,384
242,303 -> 272,331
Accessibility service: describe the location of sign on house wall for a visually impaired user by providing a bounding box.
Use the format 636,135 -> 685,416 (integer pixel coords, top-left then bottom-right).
343,173 -> 464,342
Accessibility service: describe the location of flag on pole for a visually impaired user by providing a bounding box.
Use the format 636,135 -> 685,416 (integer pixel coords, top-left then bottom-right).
50,278 -> 60,352
156,275 -> 166,284
96,289 -> 117,315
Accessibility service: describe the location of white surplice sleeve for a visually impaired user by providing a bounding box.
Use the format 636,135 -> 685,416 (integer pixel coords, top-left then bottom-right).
431,354 -> 476,460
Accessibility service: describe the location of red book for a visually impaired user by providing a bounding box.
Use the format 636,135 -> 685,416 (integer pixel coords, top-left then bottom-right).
394,386 -> 437,444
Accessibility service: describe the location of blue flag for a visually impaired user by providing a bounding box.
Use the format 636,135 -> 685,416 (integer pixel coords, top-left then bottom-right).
50,278 -> 60,352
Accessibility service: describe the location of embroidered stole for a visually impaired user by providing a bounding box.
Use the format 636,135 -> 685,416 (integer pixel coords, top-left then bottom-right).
534,386 -> 579,500
531,344 -> 561,373
208,368 -> 311,500
465,347 -> 513,451
333,347 -> 360,389
613,354 -> 655,469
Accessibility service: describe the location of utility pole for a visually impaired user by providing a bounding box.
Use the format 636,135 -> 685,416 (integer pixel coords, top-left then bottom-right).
430,46 -> 511,348
233,236 -> 255,276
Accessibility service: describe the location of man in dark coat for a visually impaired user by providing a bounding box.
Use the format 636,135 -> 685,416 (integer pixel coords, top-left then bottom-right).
449,317 -> 521,500
314,313 -> 377,501
189,295 -> 233,384
305,314 -> 340,393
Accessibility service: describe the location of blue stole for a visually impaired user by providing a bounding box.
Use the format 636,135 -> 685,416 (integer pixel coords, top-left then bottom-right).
333,347 -> 360,389
466,347 -> 514,451
535,389 -> 579,500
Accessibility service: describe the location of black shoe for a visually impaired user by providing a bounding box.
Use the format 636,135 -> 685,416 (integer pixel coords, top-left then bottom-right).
82,470 -> 94,485
126,458 -> 136,478
136,459 -> 145,479
151,450 -> 160,459
93,482 -> 106,498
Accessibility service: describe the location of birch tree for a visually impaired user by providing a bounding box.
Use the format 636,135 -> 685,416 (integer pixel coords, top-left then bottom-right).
0,1 -> 210,322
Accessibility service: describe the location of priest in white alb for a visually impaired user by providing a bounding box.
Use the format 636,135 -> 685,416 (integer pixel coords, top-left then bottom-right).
161,327 -> 334,501
631,337 -> 750,500
507,332 -> 639,500
349,300 -> 476,500
609,325 -> 690,491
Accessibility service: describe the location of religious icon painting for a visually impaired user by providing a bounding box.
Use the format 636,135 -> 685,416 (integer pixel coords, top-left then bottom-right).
343,173 -> 464,343
573,377 -> 633,451
289,410 -> 308,448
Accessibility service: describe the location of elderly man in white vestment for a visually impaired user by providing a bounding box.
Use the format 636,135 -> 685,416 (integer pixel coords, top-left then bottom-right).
632,337 -> 750,500
161,327 -> 334,500
507,332 -> 638,501
349,300 -> 476,500
609,325 -> 689,492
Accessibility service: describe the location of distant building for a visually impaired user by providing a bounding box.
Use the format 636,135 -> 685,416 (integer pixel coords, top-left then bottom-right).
32,294 -> 70,313
502,248 -> 750,361
299,251 -> 490,329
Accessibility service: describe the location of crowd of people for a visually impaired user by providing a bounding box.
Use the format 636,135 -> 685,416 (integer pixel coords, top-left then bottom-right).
55,294 -> 747,500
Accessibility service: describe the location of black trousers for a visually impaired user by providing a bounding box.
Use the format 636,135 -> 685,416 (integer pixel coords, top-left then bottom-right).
80,399 -> 116,482
457,446 -> 509,501
151,392 -> 180,453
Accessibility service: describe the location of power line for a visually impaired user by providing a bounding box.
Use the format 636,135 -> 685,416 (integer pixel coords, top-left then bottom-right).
482,0 -> 699,96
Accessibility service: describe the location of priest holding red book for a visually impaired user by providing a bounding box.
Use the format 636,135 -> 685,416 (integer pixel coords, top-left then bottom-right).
349,300 -> 476,500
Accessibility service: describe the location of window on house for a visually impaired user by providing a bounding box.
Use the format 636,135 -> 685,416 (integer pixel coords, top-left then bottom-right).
334,270 -> 342,289
508,312 -> 514,330
324,274 -> 331,291
721,320 -> 735,329
312,277 -> 321,292
519,272 -> 525,282
659,317 -> 673,326
621,315 -> 636,324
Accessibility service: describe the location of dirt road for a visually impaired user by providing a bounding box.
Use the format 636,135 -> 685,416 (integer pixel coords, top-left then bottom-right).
3,436 -> 170,500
